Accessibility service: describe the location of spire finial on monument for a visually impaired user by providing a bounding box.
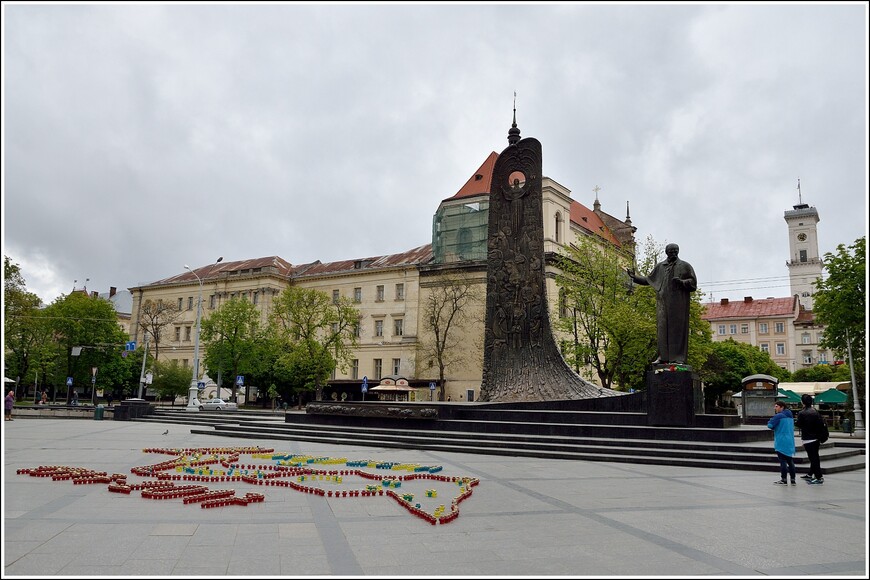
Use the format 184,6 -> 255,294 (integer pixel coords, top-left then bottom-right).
508,91 -> 521,145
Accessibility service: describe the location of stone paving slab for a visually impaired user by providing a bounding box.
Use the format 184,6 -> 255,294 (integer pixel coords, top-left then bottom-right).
2,418 -> 867,577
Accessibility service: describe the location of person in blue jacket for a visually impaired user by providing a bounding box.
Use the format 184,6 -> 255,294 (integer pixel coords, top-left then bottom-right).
768,401 -> 796,485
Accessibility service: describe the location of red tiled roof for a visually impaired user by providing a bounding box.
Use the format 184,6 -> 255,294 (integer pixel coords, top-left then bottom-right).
569,201 -> 621,247
447,152 -> 498,201
296,245 -> 434,278
702,296 -> 798,320
145,256 -> 297,287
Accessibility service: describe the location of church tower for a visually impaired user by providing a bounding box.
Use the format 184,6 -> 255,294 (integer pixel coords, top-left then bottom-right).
784,179 -> 823,310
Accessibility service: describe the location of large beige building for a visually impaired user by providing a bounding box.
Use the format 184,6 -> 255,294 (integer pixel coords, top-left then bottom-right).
128,151 -> 635,402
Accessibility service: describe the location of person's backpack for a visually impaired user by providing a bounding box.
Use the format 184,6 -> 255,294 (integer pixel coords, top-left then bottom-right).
819,420 -> 830,444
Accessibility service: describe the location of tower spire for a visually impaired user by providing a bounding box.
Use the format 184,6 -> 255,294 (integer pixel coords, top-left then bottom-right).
507,91 -> 521,145
797,177 -> 802,205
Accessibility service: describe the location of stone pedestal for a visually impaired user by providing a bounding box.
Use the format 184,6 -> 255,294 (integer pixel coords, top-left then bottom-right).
646,368 -> 702,427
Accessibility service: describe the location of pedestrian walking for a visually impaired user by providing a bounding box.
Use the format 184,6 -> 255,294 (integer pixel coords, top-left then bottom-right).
796,394 -> 828,484
5,390 -> 15,421
767,401 -> 796,485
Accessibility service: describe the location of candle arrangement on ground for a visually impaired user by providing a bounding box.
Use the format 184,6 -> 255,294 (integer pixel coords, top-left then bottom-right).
16,447 -> 479,525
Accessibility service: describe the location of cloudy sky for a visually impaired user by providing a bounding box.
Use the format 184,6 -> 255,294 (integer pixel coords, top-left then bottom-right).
3,3 -> 867,307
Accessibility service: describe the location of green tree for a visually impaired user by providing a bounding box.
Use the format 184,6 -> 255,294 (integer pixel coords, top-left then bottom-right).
42,291 -> 129,403
700,338 -> 790,410
555,236 -> 653,389
791,364 -> 842,383
813,236 -> 865,386
201,298 -> 263,404
4,256 -> 44,397
270,286 -> 359,402
417,273 -> 483,401
152,359 -> 192,405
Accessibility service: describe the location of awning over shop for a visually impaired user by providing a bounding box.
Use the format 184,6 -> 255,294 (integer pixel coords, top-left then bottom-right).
369,384 -> 415,392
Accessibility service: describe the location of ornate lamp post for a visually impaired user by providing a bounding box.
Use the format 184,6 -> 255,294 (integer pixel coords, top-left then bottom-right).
846,328 -> 865,437
184,257 -> 223,412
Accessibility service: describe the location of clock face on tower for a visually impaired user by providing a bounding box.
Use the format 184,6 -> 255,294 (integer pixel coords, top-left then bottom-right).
797,233 -> 807,241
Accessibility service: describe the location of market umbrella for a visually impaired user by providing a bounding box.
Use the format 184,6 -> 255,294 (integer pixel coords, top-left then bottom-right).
813,387 -> 848,405
776,389 -> 802,404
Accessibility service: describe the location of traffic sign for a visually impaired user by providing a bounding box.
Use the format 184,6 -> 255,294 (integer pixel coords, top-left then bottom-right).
429,382 -> 436,390
197,381 -> 206,389
126,341 -> 136,351
362,376 -> 368,393
236,375 -> 244,386
91,376 -> 96,384
66,377 -> 73,387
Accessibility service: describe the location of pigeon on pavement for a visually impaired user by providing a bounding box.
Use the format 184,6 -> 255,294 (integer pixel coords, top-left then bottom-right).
162,429 -> 169,435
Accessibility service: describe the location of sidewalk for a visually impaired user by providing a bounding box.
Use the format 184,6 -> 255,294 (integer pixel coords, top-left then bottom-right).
3,419 -> 866,577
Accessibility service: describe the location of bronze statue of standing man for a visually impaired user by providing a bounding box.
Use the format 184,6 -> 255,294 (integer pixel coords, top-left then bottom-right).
627,243 -> 697,365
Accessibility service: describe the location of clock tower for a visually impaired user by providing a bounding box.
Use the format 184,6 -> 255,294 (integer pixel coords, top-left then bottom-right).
784,179 -> 822,310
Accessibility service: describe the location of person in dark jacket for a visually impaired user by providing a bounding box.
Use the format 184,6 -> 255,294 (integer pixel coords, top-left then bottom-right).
767,401 -> 796,485
795,394 -> 825,484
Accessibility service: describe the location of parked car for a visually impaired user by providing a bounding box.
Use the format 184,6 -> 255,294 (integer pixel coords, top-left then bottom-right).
200,398 -> 238,412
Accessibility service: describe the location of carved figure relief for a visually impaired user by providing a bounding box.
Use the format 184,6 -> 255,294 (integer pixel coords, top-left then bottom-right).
479,123 -> 620,402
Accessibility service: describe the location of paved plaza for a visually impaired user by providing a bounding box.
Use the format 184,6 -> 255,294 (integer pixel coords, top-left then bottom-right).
2,418 -> 867,577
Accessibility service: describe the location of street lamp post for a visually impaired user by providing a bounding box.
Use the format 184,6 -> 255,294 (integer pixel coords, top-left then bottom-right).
184,257 -> 223,412
846,328 -> 865,437
138,335 -> 150,399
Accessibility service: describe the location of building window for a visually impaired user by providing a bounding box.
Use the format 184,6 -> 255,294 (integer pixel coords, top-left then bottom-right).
188,297 -> 194,311
803,351 -> 813,364
177,297 -> 183,310
799,249 -> 808,263
392,358 -> 401,375
351,359 -> 359,380
775,322 -> 785,334
373,359 -> 382,380
185,326 -> 192,341
331,323 -> 339,335
332,289 -> 340,304
375,320 -> 383,337
376,285 -> 385,302
818,352 -> 828,364
741,324 -> 749,334
555,212 -> 563,243
759,323 -> 769,334
353,287 -> 362,303
209,294 -> 216,309
559,289 -> 568,319
729,324 -> 737,335
395,283 -> 405,301
718,325 -> 726,335
175,327 -> 181,342
760,343 -> 770,354
182,359 -> 189,368
354,323 -> 361,338
253,291 -> 259,305
394,319 -> 403,337
802,333 -> 811,344
776,343 -> 786,356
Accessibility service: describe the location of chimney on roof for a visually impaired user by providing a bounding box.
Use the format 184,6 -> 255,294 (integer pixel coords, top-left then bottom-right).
720,298 -> 729,305
91,291 -> 99,299
744,296 -> 753,303
110,286 -> 117,297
